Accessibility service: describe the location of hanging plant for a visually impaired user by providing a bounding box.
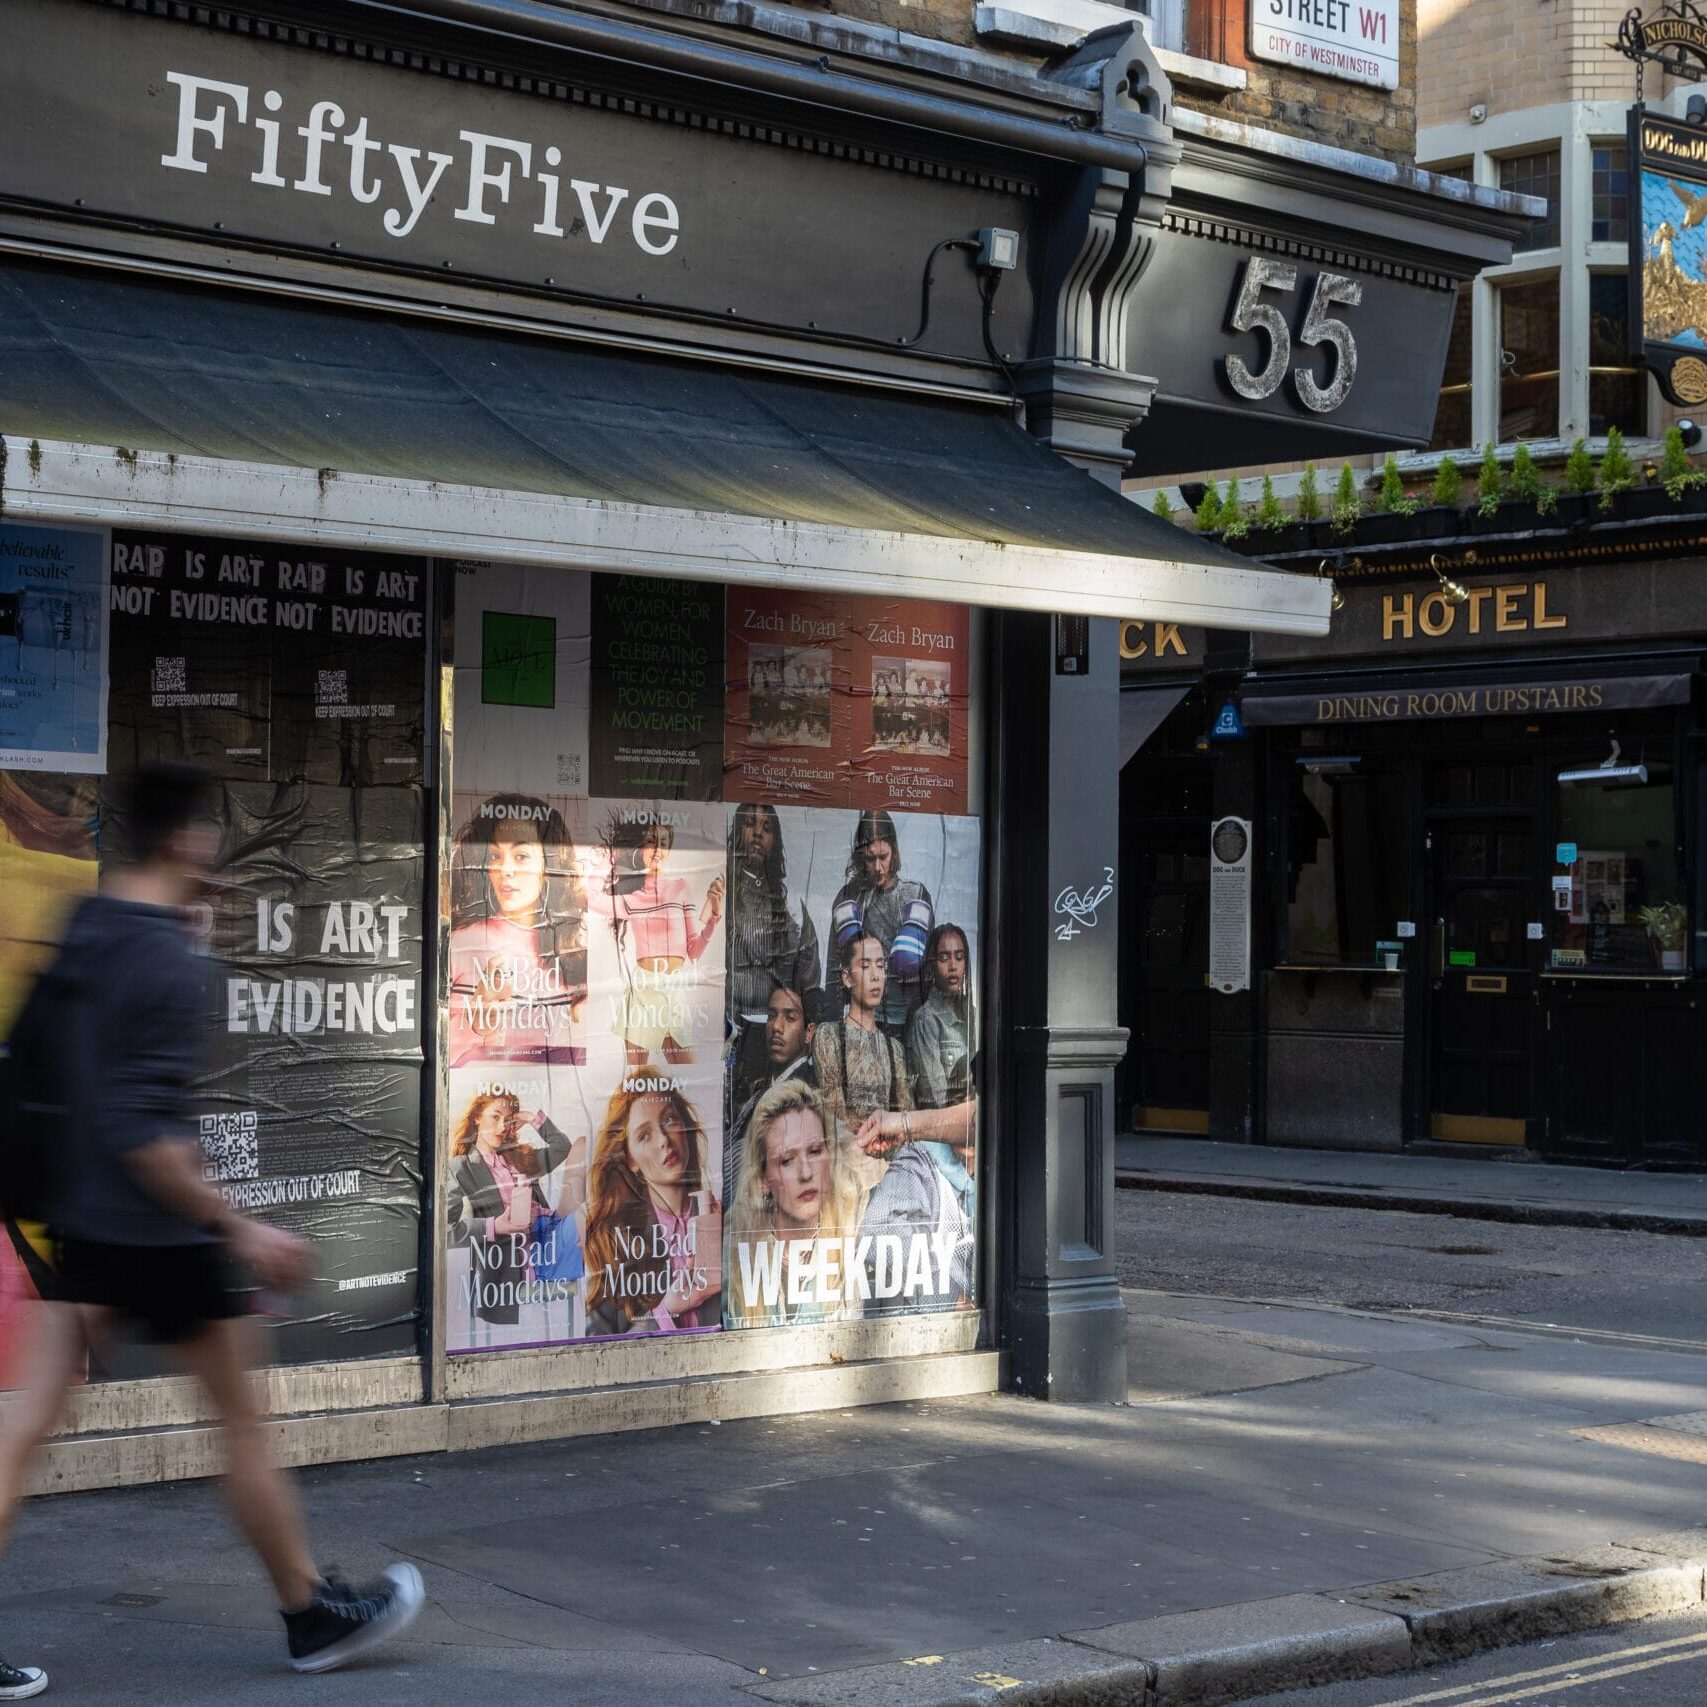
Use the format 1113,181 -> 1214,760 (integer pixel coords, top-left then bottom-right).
1377,453 -> 1420,516
1330,463 -> 1362,535
1253,474 -> 1288,531
1563,437 -> 1595,494
1598,426 -> 1636,510
1219,480 -> 1250,540
1476,442 -> 1504,517
1296,465 -> 1323,524
1657,425 -> 1706,500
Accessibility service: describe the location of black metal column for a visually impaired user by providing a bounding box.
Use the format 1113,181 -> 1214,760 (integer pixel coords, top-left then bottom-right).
995,610 -> 1129,1403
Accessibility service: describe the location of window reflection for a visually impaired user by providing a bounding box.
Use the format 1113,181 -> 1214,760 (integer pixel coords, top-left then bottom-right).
1549,763 -> 1682,973
1286,767 -> 1407,965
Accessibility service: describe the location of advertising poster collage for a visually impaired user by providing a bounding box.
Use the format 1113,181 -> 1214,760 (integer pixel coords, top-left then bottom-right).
0,521 -> 427,1381
448,563 -> 982,1352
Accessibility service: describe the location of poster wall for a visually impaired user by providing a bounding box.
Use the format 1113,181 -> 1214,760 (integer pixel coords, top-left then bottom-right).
449,562 -> 728,1352
108,530 -> 428,1369
0,528 -> 431,1382
448,561 -> 981,1353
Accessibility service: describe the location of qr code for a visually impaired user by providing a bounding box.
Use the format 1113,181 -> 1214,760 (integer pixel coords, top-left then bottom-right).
199,1111 -> 259,1182
152,657 -> 186,693
557,752 -> 583,789
316,670 -> 349,705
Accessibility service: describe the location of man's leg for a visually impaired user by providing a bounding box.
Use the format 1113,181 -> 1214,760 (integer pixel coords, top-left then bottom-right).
0,1301 -> 85,1560
171,1315 -> 319,1611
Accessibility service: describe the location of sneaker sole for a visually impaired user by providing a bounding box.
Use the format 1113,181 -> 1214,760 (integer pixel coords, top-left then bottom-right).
289,1563 -> 425,1675
0,1672 -> 47,1701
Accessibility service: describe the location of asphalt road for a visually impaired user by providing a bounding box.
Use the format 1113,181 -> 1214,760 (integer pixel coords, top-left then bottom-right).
1114,1185 -> 1707,1340
1245,1608 -> 1707,1706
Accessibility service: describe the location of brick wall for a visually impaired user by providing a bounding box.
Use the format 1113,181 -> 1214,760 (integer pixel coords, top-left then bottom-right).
1418,0 -> 1566,132
1416,0 -> 1644,133
1188,0 -> 1416,158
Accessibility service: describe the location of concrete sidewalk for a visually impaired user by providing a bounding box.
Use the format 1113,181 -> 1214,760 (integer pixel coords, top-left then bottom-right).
9,1289 -> 1707,1705
1118,1134 -> 1707,1235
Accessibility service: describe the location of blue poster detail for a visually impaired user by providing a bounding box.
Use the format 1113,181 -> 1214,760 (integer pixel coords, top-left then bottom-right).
0,523 -> 108,774
1210,700 -> 1246,740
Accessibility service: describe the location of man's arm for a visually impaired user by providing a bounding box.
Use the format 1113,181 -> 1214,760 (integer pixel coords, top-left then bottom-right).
125,1139 -> 310,1289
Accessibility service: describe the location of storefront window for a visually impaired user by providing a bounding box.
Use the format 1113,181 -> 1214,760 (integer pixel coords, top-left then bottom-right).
1588,273 -> 1646,437
1591,144 -> 1629,243
1548,761 -> 1682,974
1429,289 -> 1473,452
446,564 -> 983,1350
1499,150 -> 1561,251
1499,278 -> 1561,441
1285,766 -> 1407,965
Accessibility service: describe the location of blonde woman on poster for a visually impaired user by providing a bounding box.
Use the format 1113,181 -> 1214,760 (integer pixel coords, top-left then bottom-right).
726,1081 -> 865,1328
448,793 -> 587,1066
583,1079 -> 722,1335
593,811 -> 723,1068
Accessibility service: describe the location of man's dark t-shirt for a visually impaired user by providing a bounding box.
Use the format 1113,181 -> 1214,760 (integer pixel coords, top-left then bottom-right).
50,893 -> 216,1248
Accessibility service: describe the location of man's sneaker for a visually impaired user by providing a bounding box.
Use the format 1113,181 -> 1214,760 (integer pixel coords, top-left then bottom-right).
282,1563 -> 424,1674
0,1657 -> 46,1700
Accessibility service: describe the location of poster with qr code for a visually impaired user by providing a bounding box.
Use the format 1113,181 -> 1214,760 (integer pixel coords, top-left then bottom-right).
0,522 -> 109,775
186,780 -> 426,1367
107,530 -> 427,786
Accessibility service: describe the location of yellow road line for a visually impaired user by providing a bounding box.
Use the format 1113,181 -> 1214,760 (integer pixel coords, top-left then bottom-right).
1452,1642 -> 1707,1706
1372,1629 -> 1707,1705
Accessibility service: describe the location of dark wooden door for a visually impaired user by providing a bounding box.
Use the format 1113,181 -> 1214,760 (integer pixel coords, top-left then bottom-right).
1427,813 -> 1537,1146
1130,821 -> 1211,1129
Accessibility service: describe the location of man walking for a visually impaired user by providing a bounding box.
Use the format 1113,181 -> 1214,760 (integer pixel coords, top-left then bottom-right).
0,762 -> 422,1696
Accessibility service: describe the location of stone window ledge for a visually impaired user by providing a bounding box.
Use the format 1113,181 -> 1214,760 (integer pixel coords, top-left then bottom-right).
973,0 -> 1247,92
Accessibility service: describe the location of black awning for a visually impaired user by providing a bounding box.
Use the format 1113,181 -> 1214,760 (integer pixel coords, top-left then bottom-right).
0,258 -> 1250,566
1119,685 -> 1188,765
1242,671 -> 1694,728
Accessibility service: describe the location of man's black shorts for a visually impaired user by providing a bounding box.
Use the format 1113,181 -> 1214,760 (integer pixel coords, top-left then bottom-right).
53,1237 -> 247,1344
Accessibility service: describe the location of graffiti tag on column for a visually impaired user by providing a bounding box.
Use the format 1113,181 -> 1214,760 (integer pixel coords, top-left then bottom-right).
1054,867 -> 1115,941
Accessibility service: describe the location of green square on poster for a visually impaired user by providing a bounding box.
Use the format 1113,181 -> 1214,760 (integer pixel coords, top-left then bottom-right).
482,611 -> 555,708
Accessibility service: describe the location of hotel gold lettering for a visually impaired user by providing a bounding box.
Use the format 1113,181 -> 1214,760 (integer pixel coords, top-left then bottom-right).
1120,619 -> 1189,659
1380,580 -> 1567,641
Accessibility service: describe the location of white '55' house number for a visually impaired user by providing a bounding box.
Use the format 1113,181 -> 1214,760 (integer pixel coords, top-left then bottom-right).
1222,258 -> 1362,414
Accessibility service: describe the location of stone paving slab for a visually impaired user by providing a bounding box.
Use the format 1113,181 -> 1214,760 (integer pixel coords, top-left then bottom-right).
1066,1593 -> 1411,1706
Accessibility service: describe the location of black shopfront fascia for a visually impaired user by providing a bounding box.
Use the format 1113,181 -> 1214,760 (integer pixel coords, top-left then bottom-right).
1245,651 -> 1707,1164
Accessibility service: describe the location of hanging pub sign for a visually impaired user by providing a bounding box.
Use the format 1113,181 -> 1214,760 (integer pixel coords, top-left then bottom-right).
1615,3 -> 1707,82
1630,102 -> 1707,403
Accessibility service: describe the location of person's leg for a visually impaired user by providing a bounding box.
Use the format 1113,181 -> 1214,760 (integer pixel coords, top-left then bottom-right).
171,1315 -> 319,1611
0,1300 -> 85,1559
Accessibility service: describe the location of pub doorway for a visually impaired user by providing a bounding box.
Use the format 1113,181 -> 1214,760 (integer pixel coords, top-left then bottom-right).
1423,757 -> 1539,1147
1119,693 -> 1212,1134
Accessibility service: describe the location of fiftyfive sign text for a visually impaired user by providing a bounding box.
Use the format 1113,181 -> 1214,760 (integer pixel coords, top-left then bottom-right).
161,71 -> 682,254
